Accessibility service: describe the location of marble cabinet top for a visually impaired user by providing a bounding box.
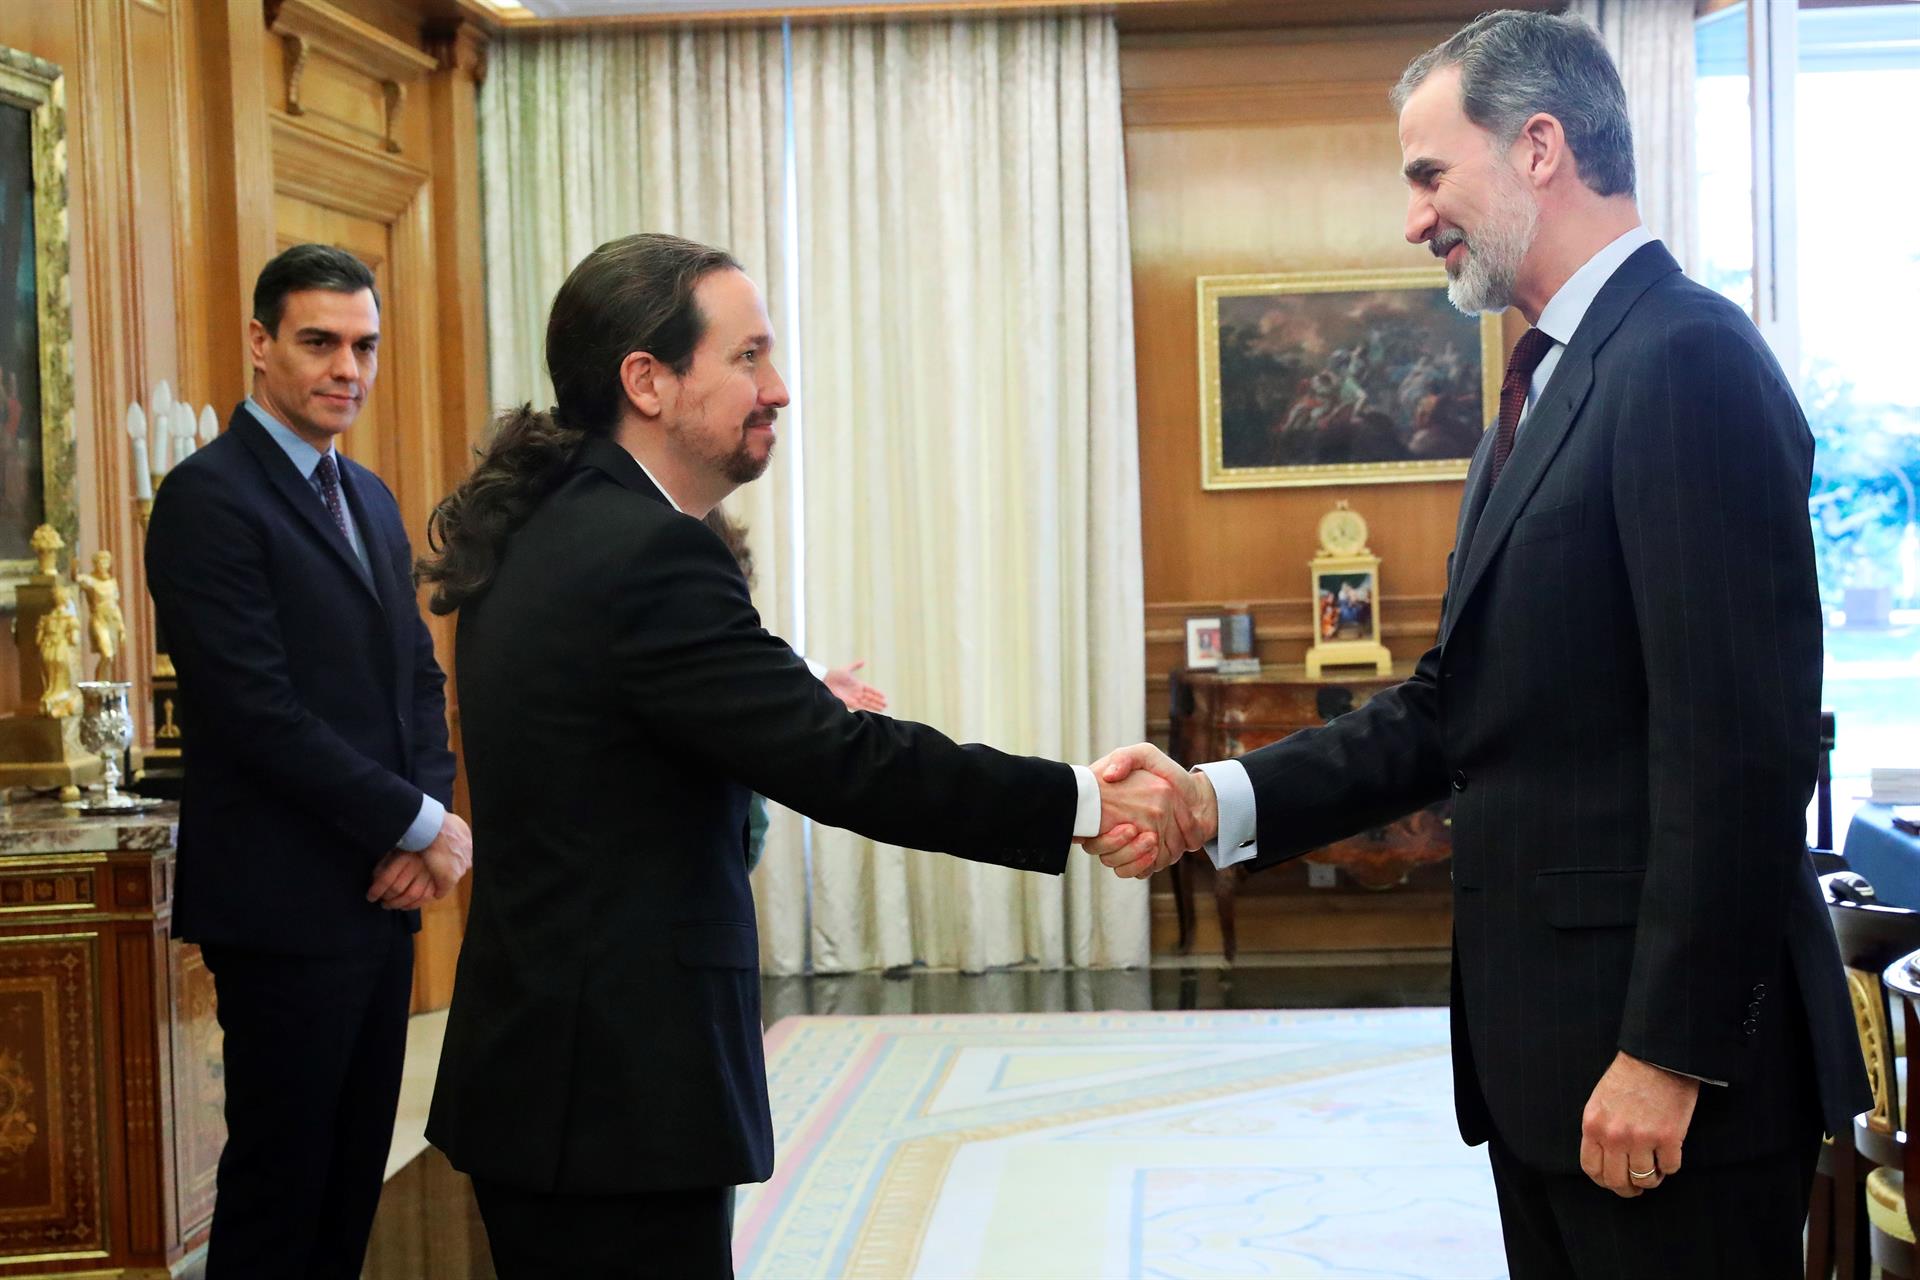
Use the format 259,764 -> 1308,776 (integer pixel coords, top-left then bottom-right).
0,797 -> 177,856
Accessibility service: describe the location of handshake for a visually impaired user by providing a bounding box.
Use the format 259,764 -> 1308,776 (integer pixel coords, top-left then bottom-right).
365,811 -> 475,911
1079,744 -> 1220,879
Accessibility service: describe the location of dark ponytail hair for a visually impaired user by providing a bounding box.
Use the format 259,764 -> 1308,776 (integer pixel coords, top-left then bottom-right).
702,506 -> 755,588
417,233 -> 742,614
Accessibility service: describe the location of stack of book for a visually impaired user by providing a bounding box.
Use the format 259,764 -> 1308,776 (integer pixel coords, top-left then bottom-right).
1870,768 -> 1920,805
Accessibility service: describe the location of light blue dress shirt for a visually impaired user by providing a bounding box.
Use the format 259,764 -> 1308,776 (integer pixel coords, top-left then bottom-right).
244,397 -> 445,854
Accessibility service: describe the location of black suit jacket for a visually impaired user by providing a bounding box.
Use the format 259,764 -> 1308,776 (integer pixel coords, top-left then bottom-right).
426,438 -> 1078,1193
145,407 -> 456,954
1233,243 -> 1869,1172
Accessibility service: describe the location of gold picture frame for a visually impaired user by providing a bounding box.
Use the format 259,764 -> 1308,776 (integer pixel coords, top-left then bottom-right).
1198,266 -> 1503,490
0,46 -> 76,607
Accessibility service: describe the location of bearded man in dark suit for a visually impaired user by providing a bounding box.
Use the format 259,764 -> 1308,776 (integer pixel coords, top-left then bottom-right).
419,233 -> 1188,1278
1088,12 -> 1868,1277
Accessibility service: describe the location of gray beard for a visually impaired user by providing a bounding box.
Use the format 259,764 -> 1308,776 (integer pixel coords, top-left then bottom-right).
1445,176 -> 1540,315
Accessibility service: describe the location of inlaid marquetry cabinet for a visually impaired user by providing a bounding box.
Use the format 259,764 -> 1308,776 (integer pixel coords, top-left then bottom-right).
0,802 -> 219,1277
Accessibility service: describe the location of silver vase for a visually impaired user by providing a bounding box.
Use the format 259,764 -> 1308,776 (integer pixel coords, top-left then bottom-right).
75,681 -> 139,808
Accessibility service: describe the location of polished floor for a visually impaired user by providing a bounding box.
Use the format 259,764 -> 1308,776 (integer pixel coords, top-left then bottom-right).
362,958 -> 1448,1278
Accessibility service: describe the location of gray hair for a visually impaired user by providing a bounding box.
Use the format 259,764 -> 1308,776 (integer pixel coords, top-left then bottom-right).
1391,10 -> 1635,199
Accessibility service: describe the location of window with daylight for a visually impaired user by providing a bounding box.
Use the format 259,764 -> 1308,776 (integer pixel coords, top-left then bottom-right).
1697,2 -> 1920,827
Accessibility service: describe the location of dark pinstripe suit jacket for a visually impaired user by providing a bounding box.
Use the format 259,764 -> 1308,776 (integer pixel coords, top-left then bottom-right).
1235,242 -> 1870,1172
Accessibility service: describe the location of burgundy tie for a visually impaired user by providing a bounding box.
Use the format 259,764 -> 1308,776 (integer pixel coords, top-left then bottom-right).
314,452 -> 350,540
1489,327 -> 1557,487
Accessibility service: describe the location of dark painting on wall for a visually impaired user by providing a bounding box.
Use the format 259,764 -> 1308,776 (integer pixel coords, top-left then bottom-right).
1198,267 -> 1504,489
0,44 -> 73,605
0,98 -> 42,565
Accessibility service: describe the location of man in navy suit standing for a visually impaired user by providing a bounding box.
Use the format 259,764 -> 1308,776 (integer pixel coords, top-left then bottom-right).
1088,13 -> 1867,1276
146,244 -> 472,1277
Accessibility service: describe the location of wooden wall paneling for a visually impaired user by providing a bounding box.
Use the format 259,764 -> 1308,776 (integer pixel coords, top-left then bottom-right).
200,0 -> 279,381
421,17 -> 492,949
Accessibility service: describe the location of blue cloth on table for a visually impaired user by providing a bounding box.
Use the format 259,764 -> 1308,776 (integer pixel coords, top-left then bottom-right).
1843,804 -> 1920,909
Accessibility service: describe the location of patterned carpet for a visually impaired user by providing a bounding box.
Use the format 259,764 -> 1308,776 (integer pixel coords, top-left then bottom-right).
735,1010 -> 1506,1279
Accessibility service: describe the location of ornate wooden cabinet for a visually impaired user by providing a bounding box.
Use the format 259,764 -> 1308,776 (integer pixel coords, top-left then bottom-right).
0,801 -> 219,1277
1167,664 -> 1453,960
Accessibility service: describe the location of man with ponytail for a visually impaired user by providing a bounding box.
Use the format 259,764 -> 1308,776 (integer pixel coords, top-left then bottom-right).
420,233 -> 1186,1276
145,243 -> 471,1276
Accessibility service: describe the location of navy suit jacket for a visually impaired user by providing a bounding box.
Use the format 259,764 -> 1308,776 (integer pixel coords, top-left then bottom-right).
1230,243 -> 1869,1172
145,406 -> 455,954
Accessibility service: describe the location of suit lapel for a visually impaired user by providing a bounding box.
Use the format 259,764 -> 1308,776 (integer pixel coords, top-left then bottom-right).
1449,428 -> 1498,603
230,409 -> 382,608
1441,242 -> 1681,644
1443,356 -> 1595,642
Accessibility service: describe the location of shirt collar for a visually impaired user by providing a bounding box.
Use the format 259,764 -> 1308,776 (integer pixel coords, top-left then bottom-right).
629,455 -> 684,515
1533,224 -> 1655,346
244,396 -> 335,482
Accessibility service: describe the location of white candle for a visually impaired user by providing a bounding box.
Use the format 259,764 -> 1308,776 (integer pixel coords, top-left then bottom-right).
131,435 -> 152,500
198,404 -> 218,445
174,401 -> 196,459
125,401 -> 146,443
151,420 -> 170,476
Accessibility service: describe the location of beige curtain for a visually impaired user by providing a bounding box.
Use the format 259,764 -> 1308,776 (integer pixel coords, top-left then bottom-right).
477,28 -> 812,971
1571,0 -> 1699,274
783,13 -> 1149,973
479,16 -> 1149,975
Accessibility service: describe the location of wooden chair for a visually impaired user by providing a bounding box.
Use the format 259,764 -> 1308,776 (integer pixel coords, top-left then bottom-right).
1869,945 -> 1920,1277
1821,873 -> 1920,1280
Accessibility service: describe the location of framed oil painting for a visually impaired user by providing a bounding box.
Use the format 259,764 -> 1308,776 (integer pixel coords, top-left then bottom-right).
1197,266 -> 1503,490
0,46 -> 75,607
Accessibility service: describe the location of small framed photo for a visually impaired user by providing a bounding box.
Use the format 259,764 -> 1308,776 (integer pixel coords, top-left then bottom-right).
1185,615 -> 1223,670
1315,569 -> 1377,644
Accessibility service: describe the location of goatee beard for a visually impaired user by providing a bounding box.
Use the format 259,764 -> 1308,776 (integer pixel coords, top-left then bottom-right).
723,430 -> 773,484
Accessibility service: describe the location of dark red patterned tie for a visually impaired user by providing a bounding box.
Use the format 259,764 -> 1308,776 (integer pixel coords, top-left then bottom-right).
1489,327 -> 1557,487
314,452 -> 350,540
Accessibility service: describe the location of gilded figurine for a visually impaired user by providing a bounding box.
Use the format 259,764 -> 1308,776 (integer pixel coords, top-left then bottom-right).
73,550 -> 126,679
35,583 -> 82,719
29,523 -> 62,579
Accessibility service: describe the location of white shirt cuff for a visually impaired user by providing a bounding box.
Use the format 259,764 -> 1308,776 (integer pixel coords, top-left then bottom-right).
1070,765 -> 1101,840
1195,759 -> 1258,868
805,657 -> 828,681
1645,1059 -> 1727,1087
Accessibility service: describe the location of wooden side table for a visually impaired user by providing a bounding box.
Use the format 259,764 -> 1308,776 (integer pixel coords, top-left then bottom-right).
0,799 -> 219,1277
1167,663 -> 1452,961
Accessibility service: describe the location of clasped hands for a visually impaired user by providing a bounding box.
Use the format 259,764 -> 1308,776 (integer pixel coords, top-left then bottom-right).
1077,744 -> 1220,878
365,811 -> 474,911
